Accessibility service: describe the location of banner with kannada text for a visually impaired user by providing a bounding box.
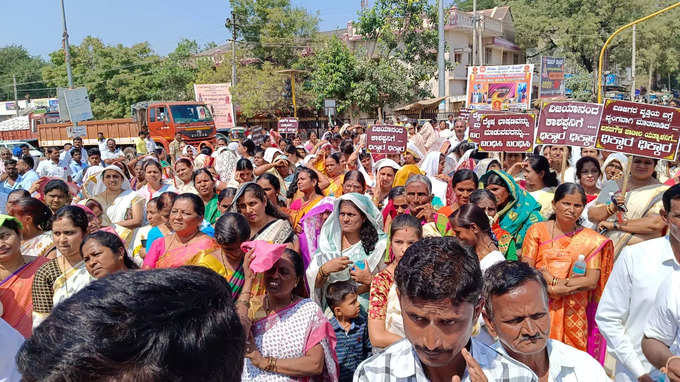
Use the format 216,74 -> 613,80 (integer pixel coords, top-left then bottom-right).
476,113 -> 535,153
536,101 -> 602,147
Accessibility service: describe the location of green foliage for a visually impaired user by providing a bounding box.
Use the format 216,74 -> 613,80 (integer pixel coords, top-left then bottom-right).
453,0 -> 498,12
565,70 -> 594,102
229,0 -> 319,68
147,39 -> 200,101
0,45 -> 48,101
304,37 -> 357,114
350,57 -> 412,114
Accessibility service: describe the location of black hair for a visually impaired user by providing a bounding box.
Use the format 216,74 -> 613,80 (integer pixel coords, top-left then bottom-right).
390,213 -> 423,239
214,212 -> 251,246
342,170 -> 366,191
201,146 -> 212,156
236,158 -> 254,172
451,204 -> 497,248
0,218 -> 22,235
4,158 -> 17,167
81,231 -> 138,270
16,267 -> 245,382
70,148 -> 82,157
283,248 -> 305,281
483,173 -> 509,192
526,155 -> 558,187
52,205 -> 89,234
174,193 -> 205,218
358,151 -> 371,163
395,237 -> 482,305
218,187 -> 237,203
340,140 -> 354,156
143,159 -> 163,173
85,199 -> 103,214
254,148 -> 265,158
241,139 -> 256,156
9,188 -> 30,201
576,156 -> 601,178
388,186 -> 406,200
663,183 -> 680,211
19,155 -> 34,168
175,157 -> 193,171
192,168 -> 215,186
325,280 -> 357,310
20,144 -> 29,149
257,173 -> 281,194
234,183 -> 289,221
327,152 -> 342,165
44,179 -> 70,196
451,169 -> 479,189
87,148 -> 101,157
339,199 -> 378,254
469,189 -> 497,205
157,192 -> 178,212
287,167 -> 323,199
15,198 -> 53,231
148,196 -> 159,208
482,260 -> 548,319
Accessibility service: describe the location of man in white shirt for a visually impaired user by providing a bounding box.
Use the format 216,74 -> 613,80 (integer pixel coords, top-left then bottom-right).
354,238 -> 537,381
36,147 -> 71,182
101,139 -> 125,165
97,132 -> 107,152
449,118 -> 468,149
59,137 -> 88,166
0,318 -> 23,382
482,260 -> 610,381
596,184 -> 680,382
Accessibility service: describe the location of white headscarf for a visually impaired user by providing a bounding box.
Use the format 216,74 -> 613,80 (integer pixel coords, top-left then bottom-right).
264,147 -> 283,164
406,141 -> 424,162
91,165 -> 131,196
602,153 -> 629,182
373,158 -> 401,177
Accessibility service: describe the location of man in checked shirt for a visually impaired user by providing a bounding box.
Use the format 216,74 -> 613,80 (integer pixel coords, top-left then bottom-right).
354,237 -> 537,382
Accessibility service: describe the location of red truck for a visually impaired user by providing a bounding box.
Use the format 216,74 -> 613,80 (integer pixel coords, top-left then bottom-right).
37,101 -> 216,150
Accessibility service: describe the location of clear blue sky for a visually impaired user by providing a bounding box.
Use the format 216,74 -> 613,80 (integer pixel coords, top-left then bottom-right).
1,0 -> 364,59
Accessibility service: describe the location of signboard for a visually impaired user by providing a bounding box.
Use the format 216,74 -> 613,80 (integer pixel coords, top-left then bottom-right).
63,87 -> 93,123
476,113 -> 535,152
366,125 -> 408,154
277,117 -> 299,135
595,99 -> 680,160
536,101 -> 603,147
468,110 -> 508,143
539,56 -> 565,98
194,83 -> 236,130
466,64 -> 534,111
57,88 -> 69,121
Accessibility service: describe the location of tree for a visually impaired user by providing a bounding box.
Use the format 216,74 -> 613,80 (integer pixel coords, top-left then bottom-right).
228,0 -> 319,68
303,37 -> 357,115
355,0 -> 440,112
0,45 -> 48,101
148,39 -> 200,101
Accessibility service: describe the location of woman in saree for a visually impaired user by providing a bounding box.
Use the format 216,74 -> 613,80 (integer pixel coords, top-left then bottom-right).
576,156 -> 602,229
420,151 -> 448,208
0,215 -> 49,337
13,198 -> 55,259
480,169 -> 543,258
602,152 -> 627,182
341,170 -> 366,195
193,168 -> 220,225
230,158 -> 255,187
80,230 -> 139,279
242,248 -> 339,381
438,169 -> 479,217
588,155 -> 668,257
231,182 -> 295,245
173,157 -> 198,194
142,193 -> 224,274
257,173 -> 288,211
524,155 -> 559,219
31,206 -> 93,328
89,165 -> 145,249
371,159 -> 400,209
136,159 -> 176,201
323,152 -> 345,197
214,212 -> 265,301
289,167 -> 326,231
306,193 -> 388,312
469,189 -> 516,259
522,183 -> 614,364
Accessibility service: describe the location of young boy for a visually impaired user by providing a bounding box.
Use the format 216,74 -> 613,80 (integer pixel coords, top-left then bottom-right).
326,281 -> 371,382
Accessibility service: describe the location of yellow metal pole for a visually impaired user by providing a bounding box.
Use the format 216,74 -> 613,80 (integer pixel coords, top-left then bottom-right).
598,2 -> 680,103
291,72 -> 297,118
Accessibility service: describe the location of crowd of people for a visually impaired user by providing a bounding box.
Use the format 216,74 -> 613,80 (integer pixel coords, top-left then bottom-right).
2,118 -> 680,382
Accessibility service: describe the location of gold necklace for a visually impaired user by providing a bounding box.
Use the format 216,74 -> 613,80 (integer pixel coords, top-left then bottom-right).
166,231 -> 200,251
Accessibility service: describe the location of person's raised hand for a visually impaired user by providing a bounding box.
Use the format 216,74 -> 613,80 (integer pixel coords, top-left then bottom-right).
452,348 -> 488,382
321,256 -> 351,274
243,248 -> 256,281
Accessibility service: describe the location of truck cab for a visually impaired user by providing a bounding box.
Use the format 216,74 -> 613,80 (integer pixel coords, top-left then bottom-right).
132,101 -> 216,146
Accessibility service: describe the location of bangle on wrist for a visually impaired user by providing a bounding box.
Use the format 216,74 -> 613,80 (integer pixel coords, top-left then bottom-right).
613,221 -> 619,230
319,265 -> 327,278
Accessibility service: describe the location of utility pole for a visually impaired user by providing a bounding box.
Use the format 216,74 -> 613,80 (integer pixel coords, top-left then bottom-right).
631,24 -> 636,101
60,0 -> 74,88
472,0 -> 477,66
437,0 -> 446,112
231,10 -> 237,89
13,75 -> 18,116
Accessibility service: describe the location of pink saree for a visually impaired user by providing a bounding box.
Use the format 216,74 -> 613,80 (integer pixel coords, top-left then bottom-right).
142,236 -> 226,278
243,298 -> 339,381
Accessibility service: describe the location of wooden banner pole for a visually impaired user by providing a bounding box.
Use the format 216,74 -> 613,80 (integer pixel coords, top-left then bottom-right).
620,155 -> 633,195
560,146 -> 568,183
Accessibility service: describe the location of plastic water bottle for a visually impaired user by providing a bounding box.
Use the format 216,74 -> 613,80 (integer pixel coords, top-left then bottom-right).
570,255 -> 587,277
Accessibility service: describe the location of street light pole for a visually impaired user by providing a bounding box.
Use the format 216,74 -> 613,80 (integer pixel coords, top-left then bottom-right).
437,0 -> 446,112
472,0 -> 477,66
231,11 -> 237,89
60,0 -> 74,88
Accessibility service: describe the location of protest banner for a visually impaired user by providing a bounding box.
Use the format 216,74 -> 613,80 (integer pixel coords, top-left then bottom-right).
468,110 -> 508,143
536,101 -> 603,147
277,117 -> 299,135
466,64 -> 534,111
538,57 -> 565,99
194,83 -> 236,130
476,113 -> 535,153
366,125 -> 408,154
595,99 -> 680,160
